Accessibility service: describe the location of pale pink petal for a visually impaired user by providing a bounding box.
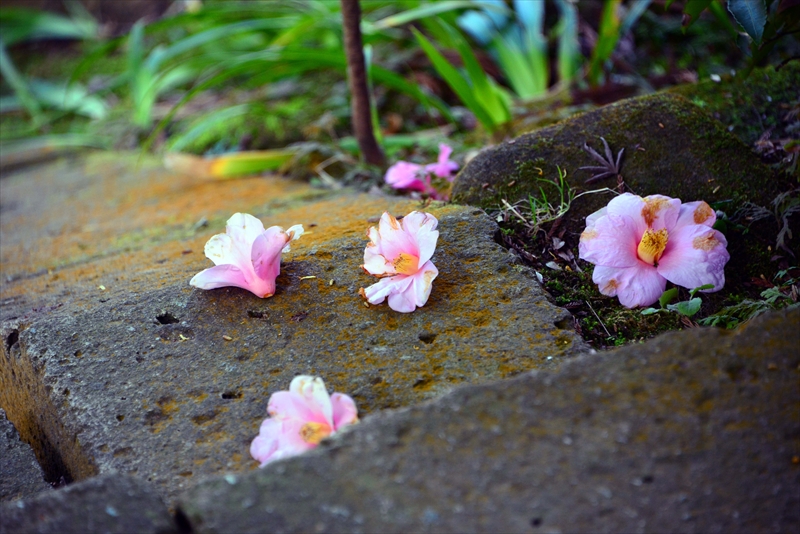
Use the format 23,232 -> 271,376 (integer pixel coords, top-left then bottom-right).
226,213 -> 267,252
290,375 -> 334,427
250,418 -> 281,465
190,264 -> 251,291
585,206 -> 607,229
425,143 -> 459,178
657,224 -> 729,292
399,211 -> 439,265
363,244 -> 392,276
385,161 -> 425,190
673,201 -> 716,231
362,275 -> 414,307
330,393 -> 359,429
640,194 -> 680,231
282,224 -> 305,252
592,263 -> 667,308
203,233 -> 245,267
374,212 -> 420,264
250,418 -> 314,467
385,263 -> 437,313
605,193 -> 679,234
267,391 -> 316,422
579,213 -> 640,268
251,230 -> 288,293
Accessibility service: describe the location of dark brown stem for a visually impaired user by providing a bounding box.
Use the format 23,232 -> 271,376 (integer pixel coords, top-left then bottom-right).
340,0 -> 385,167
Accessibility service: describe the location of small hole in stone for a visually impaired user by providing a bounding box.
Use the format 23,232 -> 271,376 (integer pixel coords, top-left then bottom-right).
62,388 -> 70,396
4,329 -> 19,351
554,317 -> 572,329
642,475 -> 654,483
418,332 -> 437,344
531,517 -> 542,527
116,415 -> 124,422
156,312 -> 179,325
221,391 -> 242,400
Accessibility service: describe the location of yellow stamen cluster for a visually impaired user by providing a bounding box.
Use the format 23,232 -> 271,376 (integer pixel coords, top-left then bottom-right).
299,421 -> 332,445
637,229 -> 668,266
392,252 -> 420,275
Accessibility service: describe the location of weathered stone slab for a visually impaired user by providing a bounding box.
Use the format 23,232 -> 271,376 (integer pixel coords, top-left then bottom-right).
178,308 -> 800,533
1,154 -> 584,504
0,408 -> 50,502
0,474 -> 176,534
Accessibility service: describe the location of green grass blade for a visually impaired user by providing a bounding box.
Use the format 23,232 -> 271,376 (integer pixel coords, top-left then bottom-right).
0,41 -> 43,125
587,0 -> 621,86
554,0 -> 580,84
412,27 -> 496,131
373,1 -> 503,30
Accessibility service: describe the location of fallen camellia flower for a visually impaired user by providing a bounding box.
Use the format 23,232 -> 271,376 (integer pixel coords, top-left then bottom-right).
250,375 -> 358,466
579,193 -> 729,308
190,213 -> 303,298
384,144 -> 458,199
360,211 -> 439,313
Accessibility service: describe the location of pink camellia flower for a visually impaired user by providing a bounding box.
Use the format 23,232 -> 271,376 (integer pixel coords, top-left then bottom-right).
359,211 -> 439,313
383,144 -> 459,199
579,193 -> 729,308
384,161 -> 426,191
190,213 -> 303,298
250,375 -> 358,466
425,143 -> 459,179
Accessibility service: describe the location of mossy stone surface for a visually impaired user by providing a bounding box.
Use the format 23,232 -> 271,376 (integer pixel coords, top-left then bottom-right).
452,92 -> 786,215
452,90 -> 798,297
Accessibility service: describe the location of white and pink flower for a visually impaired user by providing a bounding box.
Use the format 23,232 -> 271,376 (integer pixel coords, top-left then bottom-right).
360,211 -> 439,313
250,375 -> 358,466
579,193 -> 729,308
190,213 -> 303,298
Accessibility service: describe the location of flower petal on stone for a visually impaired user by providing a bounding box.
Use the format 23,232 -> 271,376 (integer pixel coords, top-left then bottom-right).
190,264 -> 250,291
290,375 -> 335,427
658,224 -> 729,292
385,161 -> 426,190
331,393 -> 359,427
592,263 -> 667,308
362,274 -> 414,308
192,214 -> 302,298
282,224 -> 305,253
398,211 -> 439,265
252,376 -> 358,467
226,212 -> 267,252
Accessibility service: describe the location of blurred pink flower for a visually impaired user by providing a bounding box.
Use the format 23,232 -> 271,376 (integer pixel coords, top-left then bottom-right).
425,143 -> 460,178
579,193 -> 729,308
250,375 -> 358,467
360,211 -> 439,313
384,161 -> 426,191
190,213 -> 303,298
383,144 -> 459,200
